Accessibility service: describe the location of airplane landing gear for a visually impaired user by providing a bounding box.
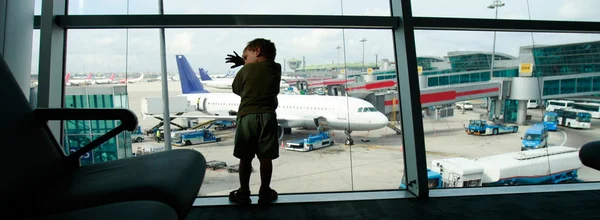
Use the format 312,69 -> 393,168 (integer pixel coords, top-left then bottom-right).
344,129 -> 354,145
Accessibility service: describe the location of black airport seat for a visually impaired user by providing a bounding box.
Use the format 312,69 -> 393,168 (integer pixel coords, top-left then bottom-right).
0,55 -> 206,220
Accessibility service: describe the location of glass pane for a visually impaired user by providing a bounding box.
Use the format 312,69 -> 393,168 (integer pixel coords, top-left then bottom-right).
34,0 -> 41,15
68,0 -> 159,15
544,80 -> 560,96
594,77 -> 600,91
163,0 -> 390,16
65,29 -> 158,166
411,0 -> 600,22
415,30 -> 600,190
160,28 -> 401,196
577,77 -> 592,93
560,78 -> 576,94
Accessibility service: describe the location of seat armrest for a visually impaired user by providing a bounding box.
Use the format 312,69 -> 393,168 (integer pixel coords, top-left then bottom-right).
33,108 -> 138,131
34,108 -> 139,167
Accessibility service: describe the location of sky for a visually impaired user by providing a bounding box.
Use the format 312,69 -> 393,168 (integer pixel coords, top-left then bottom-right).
31,0 -> 600,75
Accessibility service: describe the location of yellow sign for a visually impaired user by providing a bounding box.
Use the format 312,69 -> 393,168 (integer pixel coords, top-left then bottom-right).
519,63 -> 533,74
367,68 -> 374,75
340,69 -> 345,74
417,66 -> 423,75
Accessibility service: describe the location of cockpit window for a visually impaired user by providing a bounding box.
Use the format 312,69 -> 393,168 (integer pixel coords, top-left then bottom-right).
359,107 -> 378,112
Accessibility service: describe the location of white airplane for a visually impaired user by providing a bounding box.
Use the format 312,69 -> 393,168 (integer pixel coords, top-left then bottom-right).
65,73 -> 92,86
166,54 -> 390,145
119,73 -> 144,84
90,73 -> 116,84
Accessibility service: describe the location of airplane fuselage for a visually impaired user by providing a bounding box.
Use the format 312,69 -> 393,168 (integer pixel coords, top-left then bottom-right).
183,93 -> 389,131
201,79 -> 290,90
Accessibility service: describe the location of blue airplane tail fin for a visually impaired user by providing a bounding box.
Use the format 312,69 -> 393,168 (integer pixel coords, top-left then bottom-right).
175,55 -> 209,94
198,68 -> 213,81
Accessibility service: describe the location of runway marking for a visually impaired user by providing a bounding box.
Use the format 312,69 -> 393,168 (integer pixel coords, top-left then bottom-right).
560,129 -> 567,146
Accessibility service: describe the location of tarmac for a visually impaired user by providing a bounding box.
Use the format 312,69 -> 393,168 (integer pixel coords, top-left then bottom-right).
115,81 -> 600,196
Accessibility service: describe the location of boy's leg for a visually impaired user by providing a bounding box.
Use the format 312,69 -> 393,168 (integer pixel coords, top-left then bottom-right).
230,115 -> 259,204
255,113 -> 280,204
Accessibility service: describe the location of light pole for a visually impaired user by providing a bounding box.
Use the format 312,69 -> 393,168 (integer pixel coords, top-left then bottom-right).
488,0 -> 505,77
360,38 -> 367,72
487,0 -> 504,117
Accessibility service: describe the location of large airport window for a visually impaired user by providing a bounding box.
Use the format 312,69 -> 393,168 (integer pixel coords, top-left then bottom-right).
560,78 -> 576,94
411,0 -> 600,22
64,29 -> 161,165
68,0 -> 159,15
414,29 -> 600,190
577,77 -> 593,93
163,28 -> 401,196
594,77 -> 600,92
64,26 -> 404,196
163,0 -> 390,16
544,80 -> 560,96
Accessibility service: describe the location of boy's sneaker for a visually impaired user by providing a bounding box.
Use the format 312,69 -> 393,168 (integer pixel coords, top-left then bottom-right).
229,189 -> 251,205
258,188 -> 278,204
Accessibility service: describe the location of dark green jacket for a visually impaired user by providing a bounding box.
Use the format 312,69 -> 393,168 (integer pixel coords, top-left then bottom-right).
232,60 -> 282,119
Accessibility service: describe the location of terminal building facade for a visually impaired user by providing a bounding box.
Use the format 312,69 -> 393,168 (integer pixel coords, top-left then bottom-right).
369,40 -> 600,124
63,85 -> 132,165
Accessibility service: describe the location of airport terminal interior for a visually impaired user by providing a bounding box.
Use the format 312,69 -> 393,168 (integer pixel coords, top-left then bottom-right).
5,0 -> 600,219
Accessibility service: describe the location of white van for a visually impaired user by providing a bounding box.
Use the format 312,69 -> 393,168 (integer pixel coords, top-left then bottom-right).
527,100 -> 539,109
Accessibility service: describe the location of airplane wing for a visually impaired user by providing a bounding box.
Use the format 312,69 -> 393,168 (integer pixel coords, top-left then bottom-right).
142,112 -> 298,126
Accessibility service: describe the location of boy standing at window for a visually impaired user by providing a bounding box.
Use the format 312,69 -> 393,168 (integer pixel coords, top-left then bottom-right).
226,38 -> 281,205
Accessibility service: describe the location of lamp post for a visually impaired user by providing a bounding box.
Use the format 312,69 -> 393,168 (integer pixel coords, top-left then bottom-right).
487,0 -> 505,118
488,0 -> 505,77
360,38 -> 367,72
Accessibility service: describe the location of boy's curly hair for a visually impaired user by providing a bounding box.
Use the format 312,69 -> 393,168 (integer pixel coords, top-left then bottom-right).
244,38 -> 277,60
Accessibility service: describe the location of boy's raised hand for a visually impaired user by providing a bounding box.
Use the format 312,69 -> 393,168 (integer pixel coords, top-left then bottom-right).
225,51 -> 245,69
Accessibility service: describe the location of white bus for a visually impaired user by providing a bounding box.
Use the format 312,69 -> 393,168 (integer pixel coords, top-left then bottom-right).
571,102 -> 600,119
545,100 -> 574,112
554,108 -> 592,129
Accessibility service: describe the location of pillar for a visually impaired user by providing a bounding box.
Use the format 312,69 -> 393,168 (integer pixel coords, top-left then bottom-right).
516,100 -> 528,125
418,75 -> 427,89
494,98 -> 503,119
0,0 -> 35,100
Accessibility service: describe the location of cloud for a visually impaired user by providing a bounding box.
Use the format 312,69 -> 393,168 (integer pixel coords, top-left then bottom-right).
167,31 -> 195,54
557,0 -> 600,21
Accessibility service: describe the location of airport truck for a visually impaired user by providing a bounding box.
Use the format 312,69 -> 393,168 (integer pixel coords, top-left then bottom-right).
521,124 -> 549,151
400,146 -> 581,189
171,129 -> 221,146
465,119 -> 518,135
285,131 -> 334,152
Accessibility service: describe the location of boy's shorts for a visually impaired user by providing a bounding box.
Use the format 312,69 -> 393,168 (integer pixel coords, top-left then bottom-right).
233,113 -> 279,160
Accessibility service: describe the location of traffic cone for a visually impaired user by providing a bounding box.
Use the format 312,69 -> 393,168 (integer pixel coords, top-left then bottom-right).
281,141 -> 285,148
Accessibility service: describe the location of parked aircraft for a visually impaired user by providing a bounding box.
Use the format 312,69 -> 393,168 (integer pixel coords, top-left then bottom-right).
167,54 -> 389,145
90,73 -> 116,84
119,73 -> 144,84
65,73 -> 92,86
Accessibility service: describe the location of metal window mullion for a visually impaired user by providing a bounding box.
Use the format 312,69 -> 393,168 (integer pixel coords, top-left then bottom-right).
391,0 -> 429,198
37,0 -> 67,147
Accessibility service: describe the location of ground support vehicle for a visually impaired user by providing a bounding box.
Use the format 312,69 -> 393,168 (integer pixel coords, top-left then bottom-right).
465,119 -> 518,135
